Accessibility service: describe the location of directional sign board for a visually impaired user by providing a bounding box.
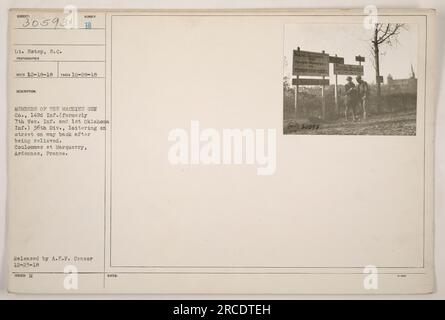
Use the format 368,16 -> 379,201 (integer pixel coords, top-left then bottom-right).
293,50 -> 329,76
355,55 -> 366,63
329,56 -> 344,64
292,78 -> 330,86
333,64 -> 364,76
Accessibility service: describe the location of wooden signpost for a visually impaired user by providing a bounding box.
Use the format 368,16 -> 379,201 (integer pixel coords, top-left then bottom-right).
333,63 -> 364,76
292,48 -> 329,119
329,56 -> 344,64
292,78 -> 330,86
293,49 -> 329,76
355,55 -> 365,65
330,55 -> 343,115
292,48 -> 365,120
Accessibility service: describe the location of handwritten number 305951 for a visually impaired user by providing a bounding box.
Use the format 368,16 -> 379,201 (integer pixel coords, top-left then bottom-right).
21,17 -> 70,28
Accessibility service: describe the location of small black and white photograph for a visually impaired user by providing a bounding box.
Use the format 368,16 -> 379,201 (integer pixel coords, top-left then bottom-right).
283,23 -> 418,136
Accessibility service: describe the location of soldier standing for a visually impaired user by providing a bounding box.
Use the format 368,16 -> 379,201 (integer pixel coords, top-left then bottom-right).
344,76 -> 357,121
356,75 -> 369,120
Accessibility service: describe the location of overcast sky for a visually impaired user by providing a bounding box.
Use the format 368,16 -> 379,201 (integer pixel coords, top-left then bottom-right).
284,23 -> 418,85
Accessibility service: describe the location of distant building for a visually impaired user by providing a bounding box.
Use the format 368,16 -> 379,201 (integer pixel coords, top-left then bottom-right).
386,67 -> 417,94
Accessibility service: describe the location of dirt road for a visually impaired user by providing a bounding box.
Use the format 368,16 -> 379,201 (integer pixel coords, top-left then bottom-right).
284,110 -> 416,136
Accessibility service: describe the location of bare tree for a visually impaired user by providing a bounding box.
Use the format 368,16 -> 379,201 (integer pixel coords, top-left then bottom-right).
371,23 -> 405,112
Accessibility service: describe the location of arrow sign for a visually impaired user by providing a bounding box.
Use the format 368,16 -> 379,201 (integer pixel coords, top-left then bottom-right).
293,78 -> 330,86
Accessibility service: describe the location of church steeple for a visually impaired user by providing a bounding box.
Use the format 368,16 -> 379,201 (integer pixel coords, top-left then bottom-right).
410,64 -> 416,79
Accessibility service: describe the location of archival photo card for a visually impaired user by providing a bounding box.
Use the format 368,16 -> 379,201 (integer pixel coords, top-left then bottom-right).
7,9 -> 436,294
